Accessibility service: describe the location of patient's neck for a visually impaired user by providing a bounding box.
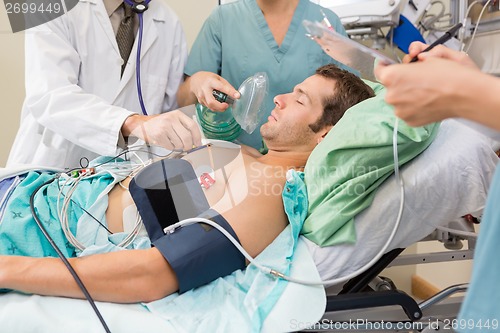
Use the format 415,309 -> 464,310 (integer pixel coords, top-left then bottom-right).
257,149 -> 308,171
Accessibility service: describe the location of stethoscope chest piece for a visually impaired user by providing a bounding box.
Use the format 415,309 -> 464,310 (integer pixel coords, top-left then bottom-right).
132,2 -> 148,13
123,0 -> 150,14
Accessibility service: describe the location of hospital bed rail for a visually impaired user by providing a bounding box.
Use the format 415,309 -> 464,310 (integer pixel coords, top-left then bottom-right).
301,223 -> 476,332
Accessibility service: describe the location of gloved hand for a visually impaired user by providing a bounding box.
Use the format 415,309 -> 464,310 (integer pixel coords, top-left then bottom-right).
121,110 -> 202,151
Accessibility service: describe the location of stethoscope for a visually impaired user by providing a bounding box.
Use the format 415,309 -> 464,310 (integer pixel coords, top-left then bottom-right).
123,0 -> 151,116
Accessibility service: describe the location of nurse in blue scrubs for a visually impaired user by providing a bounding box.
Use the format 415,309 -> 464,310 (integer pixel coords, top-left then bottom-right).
177,0 -> 353,150
375,42 -> 500,333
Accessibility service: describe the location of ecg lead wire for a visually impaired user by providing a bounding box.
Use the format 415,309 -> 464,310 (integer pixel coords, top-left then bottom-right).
30,176 -> 111,333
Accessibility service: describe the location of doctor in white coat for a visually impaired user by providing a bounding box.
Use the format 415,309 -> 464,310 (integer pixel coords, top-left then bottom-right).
7,0 -> 201,169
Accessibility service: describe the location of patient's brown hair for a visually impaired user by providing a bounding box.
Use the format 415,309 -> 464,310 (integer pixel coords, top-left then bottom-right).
309,64 -> 375,133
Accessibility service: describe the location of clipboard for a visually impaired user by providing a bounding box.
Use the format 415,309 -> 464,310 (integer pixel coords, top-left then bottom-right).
303,19 -> 397,79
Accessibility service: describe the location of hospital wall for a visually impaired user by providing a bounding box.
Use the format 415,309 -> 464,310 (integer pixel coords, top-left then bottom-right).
0,8 -> 23,168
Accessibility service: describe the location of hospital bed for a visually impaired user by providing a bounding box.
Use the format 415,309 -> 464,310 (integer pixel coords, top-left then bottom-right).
0,117 -> 497,332
304,118 -> 499,332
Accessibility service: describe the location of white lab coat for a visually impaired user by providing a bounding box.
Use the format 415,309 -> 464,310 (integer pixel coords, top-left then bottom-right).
7,0 -> 187,169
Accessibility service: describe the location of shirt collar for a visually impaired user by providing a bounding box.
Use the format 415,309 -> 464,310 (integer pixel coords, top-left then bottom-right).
103,0 -> 123,16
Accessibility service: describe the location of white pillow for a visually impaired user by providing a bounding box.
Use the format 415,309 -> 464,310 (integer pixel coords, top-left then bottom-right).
306,119 -> 499,281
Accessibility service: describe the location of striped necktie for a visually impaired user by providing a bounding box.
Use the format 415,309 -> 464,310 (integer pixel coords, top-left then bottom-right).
116,3 -> 135,77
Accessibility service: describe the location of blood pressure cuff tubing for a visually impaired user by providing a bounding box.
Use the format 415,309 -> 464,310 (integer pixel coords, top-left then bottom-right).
152,209 -> 246,293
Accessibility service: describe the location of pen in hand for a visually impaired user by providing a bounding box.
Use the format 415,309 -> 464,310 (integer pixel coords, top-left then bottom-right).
409,23 -> 463,63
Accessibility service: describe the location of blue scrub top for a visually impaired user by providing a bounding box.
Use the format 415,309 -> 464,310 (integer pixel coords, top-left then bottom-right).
457,163 -> 500,332
185,0 -> 353,150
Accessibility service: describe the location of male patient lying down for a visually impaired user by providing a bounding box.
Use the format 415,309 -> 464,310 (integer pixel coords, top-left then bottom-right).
0,65 -> 374,303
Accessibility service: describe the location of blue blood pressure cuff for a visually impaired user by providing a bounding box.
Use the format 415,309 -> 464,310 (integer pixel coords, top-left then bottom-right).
153,209 -> 246,293
129,159 -> 246,293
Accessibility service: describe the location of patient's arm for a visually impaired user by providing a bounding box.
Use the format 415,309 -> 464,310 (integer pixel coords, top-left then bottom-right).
0,166 -> 289,303
0,148 -> 291,303
0,248 -> 178,303
0,181 -> 287,303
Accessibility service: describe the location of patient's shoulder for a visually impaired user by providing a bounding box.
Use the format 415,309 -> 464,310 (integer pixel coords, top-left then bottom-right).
240,145 -> 263,158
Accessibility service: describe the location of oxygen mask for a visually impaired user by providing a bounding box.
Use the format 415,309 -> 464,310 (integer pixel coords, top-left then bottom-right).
196,72 -> 268,141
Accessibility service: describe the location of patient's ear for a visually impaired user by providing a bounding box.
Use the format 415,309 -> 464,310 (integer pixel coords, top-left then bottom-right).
316,126 -> 332,144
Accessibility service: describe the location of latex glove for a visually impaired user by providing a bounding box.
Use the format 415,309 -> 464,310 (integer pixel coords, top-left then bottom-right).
122,110 -> 202,151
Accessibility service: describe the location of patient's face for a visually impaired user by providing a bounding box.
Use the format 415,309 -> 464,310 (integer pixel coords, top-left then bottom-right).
261,75 -> 334,149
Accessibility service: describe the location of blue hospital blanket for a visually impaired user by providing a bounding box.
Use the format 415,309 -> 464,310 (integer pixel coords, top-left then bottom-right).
0,171 -> 115,257
0,175 -> 25,222
0,237 -> 325,333
0,166 -> 311,332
